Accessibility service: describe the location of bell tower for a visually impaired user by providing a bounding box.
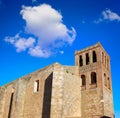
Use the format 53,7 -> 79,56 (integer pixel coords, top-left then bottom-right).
75,42 -> 114,118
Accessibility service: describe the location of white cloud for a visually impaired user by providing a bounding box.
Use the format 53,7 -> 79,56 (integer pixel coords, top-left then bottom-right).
15,37 -> 35,52
95,9 -> 120,23
4,4 -> 76,58
29,46 -> 51,58
20,4 -> 76,46
5,34 -> 35,52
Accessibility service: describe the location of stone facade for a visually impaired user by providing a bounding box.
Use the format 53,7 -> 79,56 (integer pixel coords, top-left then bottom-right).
0,42 -> 114,118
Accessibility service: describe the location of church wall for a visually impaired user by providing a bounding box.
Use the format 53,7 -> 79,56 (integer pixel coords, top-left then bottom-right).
22,65 -> 54,118
0,43 -> 114,118
62,66 -> 81,118
0,65 -> 54,118
0,87 -> 5,118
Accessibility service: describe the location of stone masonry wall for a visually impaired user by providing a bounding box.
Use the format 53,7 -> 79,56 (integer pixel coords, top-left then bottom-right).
103,89 -> 114,117
0,43 -> 114,118
62,66 -> 81,118
0,87 -> 5,118
0,64 -> 54,118
22,65 -> 54,118
50,63 -> 64,118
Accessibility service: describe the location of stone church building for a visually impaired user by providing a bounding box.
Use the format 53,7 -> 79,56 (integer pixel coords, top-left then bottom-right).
0,43 -> 114,118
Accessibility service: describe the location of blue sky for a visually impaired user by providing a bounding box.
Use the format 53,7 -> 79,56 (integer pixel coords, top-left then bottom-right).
0,0 -> 120,117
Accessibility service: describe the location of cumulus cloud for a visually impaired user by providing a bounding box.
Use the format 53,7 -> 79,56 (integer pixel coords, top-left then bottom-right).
5,34 -> 35,52
29,46 -> 51,58
4,4 -> 76,58
95,9 -> 120,23
20,4 -> 76,46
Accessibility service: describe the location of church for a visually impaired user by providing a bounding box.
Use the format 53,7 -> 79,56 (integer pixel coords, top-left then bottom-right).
0,42 -> 114,118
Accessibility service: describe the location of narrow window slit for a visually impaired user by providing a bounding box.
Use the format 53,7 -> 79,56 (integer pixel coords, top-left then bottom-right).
86,53 -> 89,65
8,92 -> 14,118
34,80 -> 39,92
79,55 -> 83,67
93,51 -> 97,62
91,72 -> 97,84
81,75 -> 86,86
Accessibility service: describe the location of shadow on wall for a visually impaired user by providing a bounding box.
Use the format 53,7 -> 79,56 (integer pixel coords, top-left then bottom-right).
42,73 -> 53,118
101,116 -> 112,118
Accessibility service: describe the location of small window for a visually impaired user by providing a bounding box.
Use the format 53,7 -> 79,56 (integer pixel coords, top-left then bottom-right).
107,77 -> 111,89
79,55 -> 83,67
107,58 -> 109,70
102,52 -> 104,63
81,75 -> 86,86
93,51 -> 97,62
34,80 -> 39,92
105,55 -> 106,66
104,73 -> 107,86
86,53 -> 89,65
91,72 -> 97,84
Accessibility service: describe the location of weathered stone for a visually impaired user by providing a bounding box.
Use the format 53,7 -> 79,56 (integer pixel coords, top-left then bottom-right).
0,42 -> 114,118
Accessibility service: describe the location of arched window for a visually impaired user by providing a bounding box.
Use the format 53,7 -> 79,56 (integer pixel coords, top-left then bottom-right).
104,73 -> 107,86
79,55 -> 83,67
93,51 -> 97,62
81,75 -> 86,86
86,53 -> 89,65
91,72 -> 97,84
